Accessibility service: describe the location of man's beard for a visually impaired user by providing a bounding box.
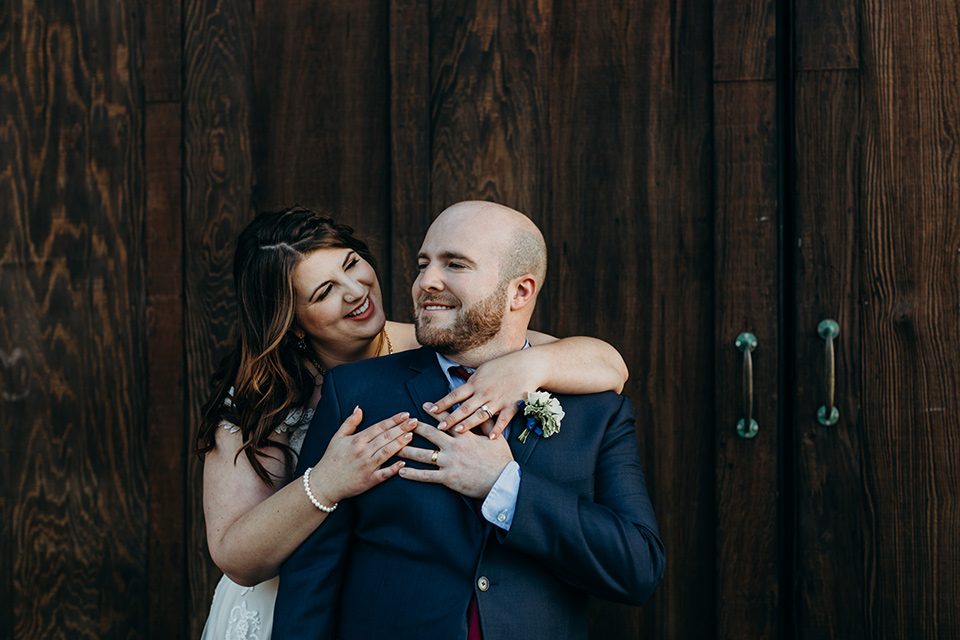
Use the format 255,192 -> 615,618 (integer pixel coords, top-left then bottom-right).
414,282 -> 507,355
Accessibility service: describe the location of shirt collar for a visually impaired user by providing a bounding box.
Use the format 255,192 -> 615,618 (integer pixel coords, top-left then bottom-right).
435,341 -> 532,390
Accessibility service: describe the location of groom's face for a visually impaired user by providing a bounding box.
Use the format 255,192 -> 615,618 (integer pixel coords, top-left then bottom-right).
412,213 -> 509,355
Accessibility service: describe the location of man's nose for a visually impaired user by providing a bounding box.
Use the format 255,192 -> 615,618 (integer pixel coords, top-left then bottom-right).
416,263 -> 444,291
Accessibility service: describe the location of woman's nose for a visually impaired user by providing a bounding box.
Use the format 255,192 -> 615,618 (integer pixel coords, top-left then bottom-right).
344,279 -> 365,302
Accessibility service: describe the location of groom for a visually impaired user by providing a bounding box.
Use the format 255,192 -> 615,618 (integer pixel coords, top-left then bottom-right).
274,201 -> 664,639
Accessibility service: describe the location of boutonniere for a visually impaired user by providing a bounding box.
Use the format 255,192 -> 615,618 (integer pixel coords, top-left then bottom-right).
517,390 -> 564,444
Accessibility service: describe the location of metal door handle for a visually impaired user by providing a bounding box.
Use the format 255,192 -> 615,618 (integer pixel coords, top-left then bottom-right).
817,319 -> 840,425
735,333 -> 758,438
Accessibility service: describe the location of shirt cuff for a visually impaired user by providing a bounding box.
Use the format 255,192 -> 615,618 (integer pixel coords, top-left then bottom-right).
481,461 -> 521,530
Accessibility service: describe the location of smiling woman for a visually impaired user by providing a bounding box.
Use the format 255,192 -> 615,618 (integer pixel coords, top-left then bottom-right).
292,247 -> 388,372
194,205 -> 630,639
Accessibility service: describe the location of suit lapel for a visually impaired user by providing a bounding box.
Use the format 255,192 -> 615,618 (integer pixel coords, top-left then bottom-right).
508,411 -> 539,466
405,348 -> 449,425
404,348 -> 482,518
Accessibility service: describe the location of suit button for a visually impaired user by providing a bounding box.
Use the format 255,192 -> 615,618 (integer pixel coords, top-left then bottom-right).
477,576 -> 490,591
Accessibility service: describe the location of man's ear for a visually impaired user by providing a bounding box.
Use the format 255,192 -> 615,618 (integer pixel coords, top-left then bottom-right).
509,274 -> 538,311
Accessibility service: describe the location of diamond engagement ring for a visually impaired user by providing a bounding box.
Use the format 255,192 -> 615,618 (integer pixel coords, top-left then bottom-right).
479,404 -> 491,416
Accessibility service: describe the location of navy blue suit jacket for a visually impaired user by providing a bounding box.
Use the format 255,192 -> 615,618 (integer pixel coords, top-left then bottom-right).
274,347 -> 664,639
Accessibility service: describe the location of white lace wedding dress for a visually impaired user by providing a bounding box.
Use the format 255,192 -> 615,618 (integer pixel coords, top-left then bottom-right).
200,405 -> 312,640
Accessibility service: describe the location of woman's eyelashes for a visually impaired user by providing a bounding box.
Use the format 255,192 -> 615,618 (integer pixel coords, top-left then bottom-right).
316,255 -> 360,302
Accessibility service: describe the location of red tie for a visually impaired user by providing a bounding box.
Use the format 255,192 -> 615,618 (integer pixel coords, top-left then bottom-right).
448,365 -> 483,639
449,365 -> 473,381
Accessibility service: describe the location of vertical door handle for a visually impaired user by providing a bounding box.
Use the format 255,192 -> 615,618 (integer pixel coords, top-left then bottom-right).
817,319 -> 840,425
735,333 -> 759,438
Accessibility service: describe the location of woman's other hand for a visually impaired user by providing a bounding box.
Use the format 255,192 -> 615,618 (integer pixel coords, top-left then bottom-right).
426,350 -> 536,440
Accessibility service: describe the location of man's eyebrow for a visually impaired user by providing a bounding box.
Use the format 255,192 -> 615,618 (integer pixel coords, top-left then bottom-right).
418,250 -> 475,264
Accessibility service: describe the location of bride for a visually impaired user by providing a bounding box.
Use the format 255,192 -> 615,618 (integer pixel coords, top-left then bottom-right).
196,205 -> 629,639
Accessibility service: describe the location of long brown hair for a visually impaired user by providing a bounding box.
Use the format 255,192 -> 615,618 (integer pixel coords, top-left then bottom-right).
196,205 -> 378,485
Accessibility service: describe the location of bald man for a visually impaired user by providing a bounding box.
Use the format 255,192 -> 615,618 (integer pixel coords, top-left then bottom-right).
275,202 -> 664,639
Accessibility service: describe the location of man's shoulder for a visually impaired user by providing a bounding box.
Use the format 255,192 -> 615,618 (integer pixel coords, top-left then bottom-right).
554,389 -> 628,409
325,347 -> 431,380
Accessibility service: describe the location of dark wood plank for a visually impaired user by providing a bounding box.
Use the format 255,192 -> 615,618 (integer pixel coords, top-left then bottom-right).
388,0 -> 431,318
182,0 -> 255,635
858,1 -> 960,636
794,0 -> 858,71
144,0 -> 182,102
145,100 -> 186,638
713,0 -> 776,81
143,2 -> 185,635
1,1 -> 148,636
252,0 -> 391,303
713,80 -> 780,640
428,0 -> 549,216
792,69 -> 864,640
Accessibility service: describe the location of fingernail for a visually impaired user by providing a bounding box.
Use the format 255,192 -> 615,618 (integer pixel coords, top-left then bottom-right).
437,421 -> 447,430
398,461 -> 405,467
399,468 -> 408,477
406,419 -> 417,427
399,412 -> 410,419
456,426 -> 465,433
353,405 -> 360,414
489,432 -> 497,440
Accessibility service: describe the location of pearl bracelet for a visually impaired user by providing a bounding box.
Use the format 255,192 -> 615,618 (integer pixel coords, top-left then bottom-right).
302,467 -> 338,513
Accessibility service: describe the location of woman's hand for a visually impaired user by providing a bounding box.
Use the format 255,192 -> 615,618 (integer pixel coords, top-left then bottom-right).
308,408 -> 417,505
426,350 -> 540,439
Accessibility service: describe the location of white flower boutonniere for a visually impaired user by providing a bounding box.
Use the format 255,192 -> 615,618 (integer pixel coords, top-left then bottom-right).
517,390 -> 565,444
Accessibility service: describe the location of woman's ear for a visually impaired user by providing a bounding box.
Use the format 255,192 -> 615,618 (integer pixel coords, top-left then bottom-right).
509,274 -> 538,311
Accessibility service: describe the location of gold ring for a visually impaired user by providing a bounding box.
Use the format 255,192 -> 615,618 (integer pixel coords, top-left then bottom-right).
430,449 -> 440,465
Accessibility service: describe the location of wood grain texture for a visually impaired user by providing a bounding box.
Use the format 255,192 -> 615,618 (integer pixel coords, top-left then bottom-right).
182,0 -> 255,635
143,2 -> 185,635
144,0 -> 182,102
713,80 -> 780,640
792,69 -> 863,640
388,0 -> 431,319
429,0 -> 550,216
859,0 -> 960,636
252,0 -> 391,298
1,1 -> 148,637
794,0 -> 859,71
145,100 -> 186,638
713,0 -> 776,81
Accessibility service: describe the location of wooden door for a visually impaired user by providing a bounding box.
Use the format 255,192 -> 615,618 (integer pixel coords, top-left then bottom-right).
792,0 -> 960,637
715,0 -> 960,638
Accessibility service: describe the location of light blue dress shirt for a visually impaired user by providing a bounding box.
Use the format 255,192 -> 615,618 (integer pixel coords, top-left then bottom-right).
436,352 -> 522,531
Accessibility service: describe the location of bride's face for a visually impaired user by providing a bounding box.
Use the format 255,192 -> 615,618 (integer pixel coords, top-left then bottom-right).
293,247 -> 385,349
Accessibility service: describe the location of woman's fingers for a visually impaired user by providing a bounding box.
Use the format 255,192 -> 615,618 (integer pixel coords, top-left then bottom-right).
362,412 -> 414,446
429,384 -> 471,415
332,405 -> 363,438
437,400 -> 483,431
484,403 -> 519,440
368,460 -> 407,484
371,424 -> 415,465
